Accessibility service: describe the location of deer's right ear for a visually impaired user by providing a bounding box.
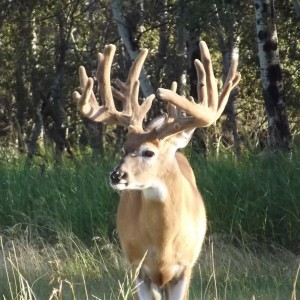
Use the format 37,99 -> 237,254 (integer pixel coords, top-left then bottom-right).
169,128 -> 195,149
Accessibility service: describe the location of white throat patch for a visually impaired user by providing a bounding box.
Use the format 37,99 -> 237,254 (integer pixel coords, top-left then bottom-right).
142,181 -> 168,202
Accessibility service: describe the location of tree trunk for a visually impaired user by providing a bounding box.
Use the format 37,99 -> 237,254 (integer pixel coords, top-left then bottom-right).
50,2 -> 79,162
174,0 -> 188,96
212,3 -> 241,158
27,13 -> 45,163
293,0 -> 300,23
14,2 -> 31,152
52,11 -> 67,163
147,0 -> 170,119
153,0 -> 169,90
109,0 -> 154,97
27,109 -> 43,161
254,0 -> 291,151
83,0 -> 105,157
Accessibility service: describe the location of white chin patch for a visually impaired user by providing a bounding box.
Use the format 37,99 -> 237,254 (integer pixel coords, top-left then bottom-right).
110,181 -> 168,202
110,181 -> 145,191
110,182 -> 127,190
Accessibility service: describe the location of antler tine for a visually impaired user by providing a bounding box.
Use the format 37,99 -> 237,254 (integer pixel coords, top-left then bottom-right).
112,49 -> 149,115
73,66 -> 95,118
155,41 -> 241,138
199,41 -> 218,111
167,82 -> 179,120
128,49 -> 149,84
73,45 -> 130,126
77,66 -> 98,109
111,48 -> 155,133
127,80 -> 155,133
217,58 -> 240,119
74,45 -> 155,131
96,44 -> 117,112
73,67 -> 109,122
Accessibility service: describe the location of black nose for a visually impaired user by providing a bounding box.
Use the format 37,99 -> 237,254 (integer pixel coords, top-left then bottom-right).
110,169 -> 128,185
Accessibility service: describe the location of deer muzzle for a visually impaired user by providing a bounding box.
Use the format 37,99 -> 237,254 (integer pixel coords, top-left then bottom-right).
109,165 -> 128,188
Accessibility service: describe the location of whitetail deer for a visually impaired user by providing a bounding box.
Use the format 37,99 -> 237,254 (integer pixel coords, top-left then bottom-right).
73,41 -> 240,299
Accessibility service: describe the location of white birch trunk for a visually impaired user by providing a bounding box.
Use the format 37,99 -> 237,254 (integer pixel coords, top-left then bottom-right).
254,0 -> 291,150
254,0 -> 280,91
109,0 -> 154,97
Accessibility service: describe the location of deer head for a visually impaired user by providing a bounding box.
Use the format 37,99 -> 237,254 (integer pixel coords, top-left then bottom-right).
74,42 -> 240,192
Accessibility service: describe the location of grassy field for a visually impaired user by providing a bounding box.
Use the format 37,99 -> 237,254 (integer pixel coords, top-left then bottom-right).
0,151 -> 299,299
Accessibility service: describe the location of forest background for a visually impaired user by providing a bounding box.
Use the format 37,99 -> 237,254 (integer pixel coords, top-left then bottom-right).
0,0 -> 299,158
0,0 -> 299,299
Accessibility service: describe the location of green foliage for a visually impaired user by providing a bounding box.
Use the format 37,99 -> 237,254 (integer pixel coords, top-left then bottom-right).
0,0 -> 299,157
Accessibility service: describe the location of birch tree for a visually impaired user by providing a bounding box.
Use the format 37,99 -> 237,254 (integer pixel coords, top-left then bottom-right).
254,0 -> 291,151
109,0 -> 154,97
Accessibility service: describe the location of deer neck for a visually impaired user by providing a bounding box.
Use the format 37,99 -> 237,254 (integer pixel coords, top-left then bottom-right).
138,162 -> 188,247
142,181 -> 168,202
141,159 -> 183,204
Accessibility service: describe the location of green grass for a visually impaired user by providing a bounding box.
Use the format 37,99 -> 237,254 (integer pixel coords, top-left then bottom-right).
0,156 -> 118,243
192,152 -> 300,251
0,151 -> 299,299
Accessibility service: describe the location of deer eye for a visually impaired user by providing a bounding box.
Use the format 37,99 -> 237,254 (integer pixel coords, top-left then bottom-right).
142,150 -> 155,158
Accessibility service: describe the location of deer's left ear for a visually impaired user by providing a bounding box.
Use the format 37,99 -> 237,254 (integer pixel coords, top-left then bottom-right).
167,128 -> 195,150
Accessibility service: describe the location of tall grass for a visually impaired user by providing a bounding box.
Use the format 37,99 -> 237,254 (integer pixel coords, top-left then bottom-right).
1,152 -> 299,249
1,230 -> 299,299
0,156 -> 118,243
192,152 -> 300,251
0,151 -> 299,298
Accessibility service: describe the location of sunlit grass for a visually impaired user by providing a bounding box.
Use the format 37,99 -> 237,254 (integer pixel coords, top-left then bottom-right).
1,229 -> 299,299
